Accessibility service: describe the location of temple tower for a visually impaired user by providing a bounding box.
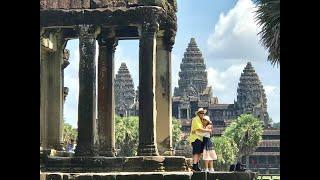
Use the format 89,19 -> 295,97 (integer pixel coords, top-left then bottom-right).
114,63 -> 136,117
174,38 -> 208,97
235,62 -> 269,126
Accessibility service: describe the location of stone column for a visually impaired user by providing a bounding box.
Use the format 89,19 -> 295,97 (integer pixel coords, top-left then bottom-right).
97,36 -> 117,157
187,108 -> 190,119
46,31 -> 65,150
40,40 -> 48,149
155,37 -> 173,155
137,22 -> 159,156
246,155 -> 250,169
75,25 -> 99,156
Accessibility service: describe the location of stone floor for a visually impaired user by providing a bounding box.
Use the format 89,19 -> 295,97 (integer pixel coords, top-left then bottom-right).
40,171 -> 257,180
41,156 -> 188,172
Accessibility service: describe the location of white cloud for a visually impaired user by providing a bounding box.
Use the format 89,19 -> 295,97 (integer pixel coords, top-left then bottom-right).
64,40 -> 80,128
207,63 -> 246,103
114,43 -> 139,89
264,85 -> 277,97
263,85 -> 280,123
172,53 -> 180,92
207,0 -> 267,61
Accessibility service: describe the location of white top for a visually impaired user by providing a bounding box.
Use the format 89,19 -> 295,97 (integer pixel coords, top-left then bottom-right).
196,131 -> 211,138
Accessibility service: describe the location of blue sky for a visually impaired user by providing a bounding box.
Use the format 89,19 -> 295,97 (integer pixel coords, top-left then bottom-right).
64,0 -> 280,127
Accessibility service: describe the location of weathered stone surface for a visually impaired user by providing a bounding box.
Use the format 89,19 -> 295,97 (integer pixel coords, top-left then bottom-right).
163,156 -> 187,171
92,175 -> 116,180
206,171 -> 257,180
174,38 -> 208,97
97,36 -> 117,157
137,21 -> 159,156
190,172 -> 206,180
40,0 -> 176,12
47,173 -> 63,180
70,0 -> 82,9
40,172 -> 47,180
114,63 -> 136,117
123,156 -> 165,172
75,175 -> 94,180
41,172 -> 257,180
44,156 -> 188,172
139,174 -> 164,180
116,174 -> 140,180
75,25 -> 98,157
156,37 -> 173,156
164,174 -> 191,180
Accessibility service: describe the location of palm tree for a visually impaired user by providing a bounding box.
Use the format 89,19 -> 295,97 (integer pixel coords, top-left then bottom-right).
254,0 -> 280,66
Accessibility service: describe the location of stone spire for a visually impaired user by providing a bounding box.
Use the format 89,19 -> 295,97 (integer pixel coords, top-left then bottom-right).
174,38 -> 208,97
114,63 -> 136,117
235,62 -> 269,126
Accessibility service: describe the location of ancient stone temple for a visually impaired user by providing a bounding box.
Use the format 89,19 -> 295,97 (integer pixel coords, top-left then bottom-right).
172,38 -> 277,175
40,0 -> 189,174
40,1 -> 258,179
172,43 -> 270,128
114,63 -> 136,117
172,38 -> 217,131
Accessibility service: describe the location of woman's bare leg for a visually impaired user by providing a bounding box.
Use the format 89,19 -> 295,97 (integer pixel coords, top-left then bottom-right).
204,160 -> 209,169
193,154 -> 200,164
209,161 -> 214,169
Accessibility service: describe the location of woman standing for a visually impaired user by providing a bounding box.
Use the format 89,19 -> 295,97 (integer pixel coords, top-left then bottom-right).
201,115 -> 217,172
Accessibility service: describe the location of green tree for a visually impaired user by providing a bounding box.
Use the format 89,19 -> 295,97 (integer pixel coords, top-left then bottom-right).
172,117 -> 182,146
115,115 -> 139,156
213,136 -> 239,171
63,122 -> 78,147
223,114 -> 264,161
115,116 -> 182,156
254,0 -> 280,66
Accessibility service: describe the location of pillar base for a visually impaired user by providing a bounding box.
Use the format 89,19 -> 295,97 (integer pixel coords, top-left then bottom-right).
74,145 -> 98,157
99,148 -> 116,157
46,142 -> 64,151
137,144 -> 159,156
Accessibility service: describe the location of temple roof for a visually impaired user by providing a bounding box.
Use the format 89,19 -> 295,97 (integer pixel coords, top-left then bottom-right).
263,129 -> 280,135
209,104 -> 232,109
258,140 -> 280,147
251,152 -> 280,156
115,62 -> 136,111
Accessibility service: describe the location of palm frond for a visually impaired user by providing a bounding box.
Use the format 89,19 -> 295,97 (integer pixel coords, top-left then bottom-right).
254,0 -> 280,67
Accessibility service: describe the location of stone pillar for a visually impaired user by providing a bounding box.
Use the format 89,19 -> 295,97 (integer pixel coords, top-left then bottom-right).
97,36 -> 117,157
40,41 -> 49,149
45,31 -> 65,150
137,22 -> 159,156
155,37 -> 173,155
75,25 -> 99,156
246,155 -> 250,169
61,49 -> 69,148
187,108 -> 190,119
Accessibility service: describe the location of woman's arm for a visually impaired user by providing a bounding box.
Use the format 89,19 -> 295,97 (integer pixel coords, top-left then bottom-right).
196,127 -> 211,133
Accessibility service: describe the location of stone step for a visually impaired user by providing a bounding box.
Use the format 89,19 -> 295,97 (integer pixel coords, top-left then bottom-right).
40,171 -> 257,180
41,156 -> 188,173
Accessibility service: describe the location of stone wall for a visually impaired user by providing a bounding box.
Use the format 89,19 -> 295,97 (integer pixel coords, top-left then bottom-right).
40,0 -> 177,10
40,171 -> 258,180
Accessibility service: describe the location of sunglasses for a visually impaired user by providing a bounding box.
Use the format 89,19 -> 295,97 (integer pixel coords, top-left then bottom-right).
199,112 -> 205,114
